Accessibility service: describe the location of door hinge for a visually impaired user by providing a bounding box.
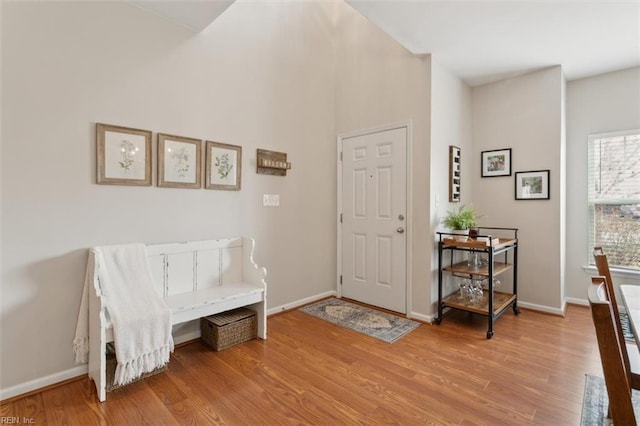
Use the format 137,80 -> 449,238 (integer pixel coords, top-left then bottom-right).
340,151 -> 343,161
340,213 -> 343,223
340,275 -> 343,285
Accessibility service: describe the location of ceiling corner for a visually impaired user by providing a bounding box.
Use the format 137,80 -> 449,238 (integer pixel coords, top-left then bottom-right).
128,1 -> 235,32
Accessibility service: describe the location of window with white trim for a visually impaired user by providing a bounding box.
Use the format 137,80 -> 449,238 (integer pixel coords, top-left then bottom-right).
588,129 -> 640,271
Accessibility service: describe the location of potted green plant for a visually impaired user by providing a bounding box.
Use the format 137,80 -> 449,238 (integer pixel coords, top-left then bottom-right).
442,204 -> 482,240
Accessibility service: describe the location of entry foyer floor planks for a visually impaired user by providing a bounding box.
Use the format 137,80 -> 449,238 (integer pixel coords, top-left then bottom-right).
1,304 -> 603,425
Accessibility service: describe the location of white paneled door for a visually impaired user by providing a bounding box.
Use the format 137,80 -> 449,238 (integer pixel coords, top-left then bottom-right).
340,127 -> 407,313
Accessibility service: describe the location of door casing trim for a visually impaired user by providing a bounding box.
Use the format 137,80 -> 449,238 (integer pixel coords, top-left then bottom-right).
336,121 -> 413,316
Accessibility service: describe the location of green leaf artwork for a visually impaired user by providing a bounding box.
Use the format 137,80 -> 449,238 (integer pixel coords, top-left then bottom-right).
215,153 -> 233,180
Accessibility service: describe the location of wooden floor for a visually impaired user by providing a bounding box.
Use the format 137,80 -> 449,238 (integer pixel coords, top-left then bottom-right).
1,302 -> 603,425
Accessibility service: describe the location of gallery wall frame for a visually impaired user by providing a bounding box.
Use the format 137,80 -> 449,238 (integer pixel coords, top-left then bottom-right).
205,141 -> 242,191
96,123 -> 152,186
449,145 -> 461,202
515,169 -> 550,200
481,148 -> 512,177
157,133 -> 202,189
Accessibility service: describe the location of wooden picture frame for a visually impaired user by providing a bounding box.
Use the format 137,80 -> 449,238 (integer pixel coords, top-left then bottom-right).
449,145 -> 461,202
515,170 -> 550,200
157,133 -> 202,189
96,123 -> 152,186
205,141 -> 242,191
481,148 -> 511,177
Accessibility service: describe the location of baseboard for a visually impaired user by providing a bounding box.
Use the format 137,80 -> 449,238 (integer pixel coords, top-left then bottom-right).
565,297 -> 588,307
409,311 -> 433,323
267,290 -> 337,315
412,301 -> 571,322
174,330 -> 202,345
518,301 -> 566,316
0,365 -> 87,402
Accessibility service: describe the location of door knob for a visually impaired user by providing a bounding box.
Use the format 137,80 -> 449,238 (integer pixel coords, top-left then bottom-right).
397,227 -> 405,234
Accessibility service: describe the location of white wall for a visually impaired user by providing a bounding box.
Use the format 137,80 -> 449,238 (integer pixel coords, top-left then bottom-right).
1,1 -> 337,393
472,67 -> 565,313
333,2 -> 432,317
429,59 -> 473,305
566,67 -> 640,303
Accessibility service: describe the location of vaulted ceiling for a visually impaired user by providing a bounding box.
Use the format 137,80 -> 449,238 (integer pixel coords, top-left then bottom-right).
128,0 -> 234,32
347,0 -> 640,86
130,0 -> 640,87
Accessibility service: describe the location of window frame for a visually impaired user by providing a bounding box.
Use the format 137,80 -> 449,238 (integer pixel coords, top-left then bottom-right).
587,128 -> 640,272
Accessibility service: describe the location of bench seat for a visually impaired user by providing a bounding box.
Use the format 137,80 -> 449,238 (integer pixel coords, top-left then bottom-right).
104,283 -> 265,341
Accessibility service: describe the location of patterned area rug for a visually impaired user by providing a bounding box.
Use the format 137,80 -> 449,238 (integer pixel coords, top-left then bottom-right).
299,298 -> 420,343
580,374 -> 640,425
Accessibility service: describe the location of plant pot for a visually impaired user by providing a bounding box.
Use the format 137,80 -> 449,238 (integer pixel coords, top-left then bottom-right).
451,229 -> 469,241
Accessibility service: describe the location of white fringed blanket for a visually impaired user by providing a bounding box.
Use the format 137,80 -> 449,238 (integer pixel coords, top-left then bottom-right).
74,244 -> 174,386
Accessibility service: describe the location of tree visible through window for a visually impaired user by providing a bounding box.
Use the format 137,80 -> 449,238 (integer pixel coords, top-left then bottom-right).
588,130 -> 640,270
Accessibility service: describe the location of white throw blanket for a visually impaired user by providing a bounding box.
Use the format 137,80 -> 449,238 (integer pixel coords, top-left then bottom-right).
73,244 -> 174,386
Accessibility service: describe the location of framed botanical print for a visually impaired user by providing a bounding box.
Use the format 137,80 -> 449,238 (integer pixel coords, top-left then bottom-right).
205,141 -> 242,191
157,133 -> 202,189
96,123 -> 152,186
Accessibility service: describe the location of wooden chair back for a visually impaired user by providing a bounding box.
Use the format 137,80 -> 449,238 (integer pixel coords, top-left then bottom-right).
594,246 -> 615,298
588,276 -> 636,425
593,247 -> 634,384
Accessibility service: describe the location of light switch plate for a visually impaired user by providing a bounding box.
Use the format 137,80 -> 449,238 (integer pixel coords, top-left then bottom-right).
263,194 -> 280,207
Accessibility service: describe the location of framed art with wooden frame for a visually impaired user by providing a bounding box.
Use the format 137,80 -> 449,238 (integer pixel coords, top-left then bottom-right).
481,148 -> 511,177
449,145 -> 461,202
96,123 -> 152,186
205,141 -> 242,191
515,169 -> 550,200
157,133 -> 202,189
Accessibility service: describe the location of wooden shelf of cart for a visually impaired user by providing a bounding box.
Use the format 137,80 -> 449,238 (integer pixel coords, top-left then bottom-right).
442,237 -> 517,251
443,260 -> 513,277
436,227 -> 520,339
443,291 -> 516,316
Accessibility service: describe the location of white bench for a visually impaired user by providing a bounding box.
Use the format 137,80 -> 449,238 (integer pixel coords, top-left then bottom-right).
88,237 -> 267,402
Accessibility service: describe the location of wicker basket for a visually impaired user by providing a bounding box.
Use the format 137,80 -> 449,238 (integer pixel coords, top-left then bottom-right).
105,343 -> 166,392
201,308 -> 257,351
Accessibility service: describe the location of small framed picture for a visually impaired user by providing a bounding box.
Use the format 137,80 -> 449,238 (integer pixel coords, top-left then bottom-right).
515,170 -> 550,200
449,145 -> 461,202
205,141 -> 242,191
481,148 -> 511,177
157,133 -> 202,189
96,123 -> 152,186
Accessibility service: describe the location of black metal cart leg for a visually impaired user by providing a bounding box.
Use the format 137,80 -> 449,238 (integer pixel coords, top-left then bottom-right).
513,303 -> 520,315
487,313 -> 495,339
436,242 -> 443,325
513,239 -> 519,316
487,251 -> 494,339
